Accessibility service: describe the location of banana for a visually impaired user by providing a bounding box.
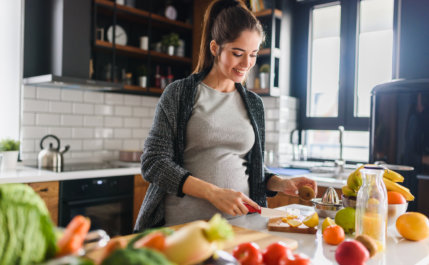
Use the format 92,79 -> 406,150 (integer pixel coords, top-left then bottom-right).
383,169 -> 404,183
342,185 -> 357,197
383,177 -> 414,201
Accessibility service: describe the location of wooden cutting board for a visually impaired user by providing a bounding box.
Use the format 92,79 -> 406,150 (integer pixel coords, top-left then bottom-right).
86,225 -> 298,262
268,217 -> 317,234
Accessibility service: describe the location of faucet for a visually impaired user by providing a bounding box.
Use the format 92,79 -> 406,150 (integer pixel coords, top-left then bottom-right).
335,126 -> 345,177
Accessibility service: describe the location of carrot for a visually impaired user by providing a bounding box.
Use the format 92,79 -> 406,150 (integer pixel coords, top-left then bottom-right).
57,215 -> 91,256
133,231 -> 166,251
97,237 -> 128,264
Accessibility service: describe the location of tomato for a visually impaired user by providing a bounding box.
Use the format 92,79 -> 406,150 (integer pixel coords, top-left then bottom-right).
232,242 -> 263,265
262,241 -> 293,265
280,253 -> 311,265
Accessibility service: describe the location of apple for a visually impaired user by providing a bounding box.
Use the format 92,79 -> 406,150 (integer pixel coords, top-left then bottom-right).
335,240 -> 369,265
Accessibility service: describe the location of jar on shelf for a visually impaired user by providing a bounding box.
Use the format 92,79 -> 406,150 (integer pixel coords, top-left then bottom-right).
355,165 -> 388,252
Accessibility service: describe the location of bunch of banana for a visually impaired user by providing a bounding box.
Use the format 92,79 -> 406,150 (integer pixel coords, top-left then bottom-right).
342,165 -> 414,201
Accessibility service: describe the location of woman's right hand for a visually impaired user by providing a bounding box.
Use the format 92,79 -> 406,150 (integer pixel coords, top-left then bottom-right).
207,187 -> 260,216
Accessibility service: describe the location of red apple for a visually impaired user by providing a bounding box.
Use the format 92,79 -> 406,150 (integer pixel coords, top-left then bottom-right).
335,240 -> 369,265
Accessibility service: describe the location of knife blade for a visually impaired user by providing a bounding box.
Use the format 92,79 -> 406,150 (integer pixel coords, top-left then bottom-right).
244,203 -> 288,218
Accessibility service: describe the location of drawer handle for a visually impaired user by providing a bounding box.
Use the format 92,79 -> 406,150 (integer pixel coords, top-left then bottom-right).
40,188 -> 49,192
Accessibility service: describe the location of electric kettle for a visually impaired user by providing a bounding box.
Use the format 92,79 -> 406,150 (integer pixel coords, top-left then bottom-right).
38,135 -> 70,171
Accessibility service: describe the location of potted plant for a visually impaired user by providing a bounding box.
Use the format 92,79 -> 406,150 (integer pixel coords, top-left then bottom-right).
162,33 -> 180,56
0,138 -> 20,170
136,65 -> 148,88
259,64 -> 270,89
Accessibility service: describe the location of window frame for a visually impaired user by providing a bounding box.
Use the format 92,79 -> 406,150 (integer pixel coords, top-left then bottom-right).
292,0 -> 400,132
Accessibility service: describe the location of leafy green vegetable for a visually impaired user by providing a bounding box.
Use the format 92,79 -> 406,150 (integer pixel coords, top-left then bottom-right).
0,139 -> 20,151
101,248 -> 174,265
0,183 -> 57,265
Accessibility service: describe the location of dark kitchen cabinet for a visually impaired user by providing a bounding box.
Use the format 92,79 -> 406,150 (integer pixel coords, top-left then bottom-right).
92,0 -> 194,95
133,174 -> 149,226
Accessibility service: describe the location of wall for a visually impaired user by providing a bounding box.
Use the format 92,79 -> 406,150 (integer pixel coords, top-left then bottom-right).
20,85 -> 158,165
20,85 -> 298,167
262,96 -> 299,167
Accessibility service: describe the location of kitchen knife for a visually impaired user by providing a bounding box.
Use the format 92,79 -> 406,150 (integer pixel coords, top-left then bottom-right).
244,203 -> 288,218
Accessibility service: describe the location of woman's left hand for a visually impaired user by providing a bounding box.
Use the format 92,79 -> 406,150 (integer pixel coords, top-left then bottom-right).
276,176 -> 317,197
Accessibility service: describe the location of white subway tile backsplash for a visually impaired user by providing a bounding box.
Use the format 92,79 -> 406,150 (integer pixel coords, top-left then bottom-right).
71,151 -> 94,158
266,109 -> 279,120
133,128 -> 149,138
114,128 -> 132,138
73,103 -> 94,114
105,93 -> 124,105
72,128 -> 94,138
82,139 -> 103,150
22,112 -> 35,125
84,91 -> 104,103
84,116 -> 103,127
124,117 -> 140,128
104,116 -> 122,127
265,121 -> 275,131
123,140 -> 141,150
23,86 -> 36,98
140,118 -> 153,128
61,115 -> 83,126
94,128 -> 113,138
21,139 -> 35,152
133,107 -> 149,117
115,106 -> 132,116
36,113 -> 61,126
95,105 -> 114,116
48,127 -> 73,138
23,99 -> 50,112
104,139 -> 122,150
124,95 -> 141,106
61,90 -> 83,102
21,126 -> 49,139
62,139 -> 83,151
50,102 -> 72,113
37,87 -> 61,100
141,96 -> 159,107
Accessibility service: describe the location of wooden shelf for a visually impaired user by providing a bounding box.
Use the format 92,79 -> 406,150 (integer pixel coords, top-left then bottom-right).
95,0 -> 193,30
247,88 -> 272,95
254,9 -> 282,19
258,48 -> 271,56
95,40 -> 192,64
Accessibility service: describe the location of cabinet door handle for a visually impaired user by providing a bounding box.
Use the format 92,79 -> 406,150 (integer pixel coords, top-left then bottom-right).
40,188 -> 49,192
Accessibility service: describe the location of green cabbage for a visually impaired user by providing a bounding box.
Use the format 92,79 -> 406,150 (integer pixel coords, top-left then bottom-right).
0,183 -> 57,265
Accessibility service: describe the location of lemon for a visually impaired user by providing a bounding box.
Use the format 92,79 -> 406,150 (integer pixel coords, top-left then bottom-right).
303,212 -> 319,228
322,217 -> 336,233
287,219 -> 302,228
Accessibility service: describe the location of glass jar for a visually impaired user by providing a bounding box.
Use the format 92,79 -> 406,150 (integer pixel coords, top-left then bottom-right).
355,165 -> 388,252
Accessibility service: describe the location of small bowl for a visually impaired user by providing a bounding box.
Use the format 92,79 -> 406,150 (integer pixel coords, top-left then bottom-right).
341,194 -> 357,208
311,198 -> 343,219
387,203 -> 408,227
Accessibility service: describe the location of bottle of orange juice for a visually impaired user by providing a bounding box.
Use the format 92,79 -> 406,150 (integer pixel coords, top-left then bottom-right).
355,165 -> 388,252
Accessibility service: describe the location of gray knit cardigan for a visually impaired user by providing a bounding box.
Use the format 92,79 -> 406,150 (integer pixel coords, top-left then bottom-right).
134,70 -> 276,231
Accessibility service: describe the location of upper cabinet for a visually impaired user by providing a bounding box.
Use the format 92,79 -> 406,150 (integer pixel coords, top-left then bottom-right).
23,0 -> 194,96
248,0 -> 284,97
92,0 -> 194,95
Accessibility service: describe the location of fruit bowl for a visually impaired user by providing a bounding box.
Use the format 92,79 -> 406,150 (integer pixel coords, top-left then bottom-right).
341,195 -> 357,209
387,203 -> 408,227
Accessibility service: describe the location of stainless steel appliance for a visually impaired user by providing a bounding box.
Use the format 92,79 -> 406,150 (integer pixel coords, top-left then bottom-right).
38,135 -> 69,172
59,175 -> 134,237
370,79 -> 429,213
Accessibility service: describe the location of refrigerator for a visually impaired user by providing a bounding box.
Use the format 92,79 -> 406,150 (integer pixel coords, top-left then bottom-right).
370,79 -> 429,214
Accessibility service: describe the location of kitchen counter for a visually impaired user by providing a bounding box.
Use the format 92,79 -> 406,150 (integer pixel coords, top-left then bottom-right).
0,163 -> 141,184
229,204 -> 429,265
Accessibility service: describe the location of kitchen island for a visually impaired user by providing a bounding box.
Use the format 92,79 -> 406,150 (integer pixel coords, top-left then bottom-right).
228,204 -> 429,265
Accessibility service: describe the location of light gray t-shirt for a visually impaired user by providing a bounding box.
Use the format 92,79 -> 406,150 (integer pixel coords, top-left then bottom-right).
164,82 -> 255,226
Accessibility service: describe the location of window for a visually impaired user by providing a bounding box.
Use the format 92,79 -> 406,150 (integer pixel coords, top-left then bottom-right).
293,0 -> 397,162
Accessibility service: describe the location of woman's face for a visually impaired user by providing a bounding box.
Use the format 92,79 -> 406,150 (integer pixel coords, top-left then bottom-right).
215,30 -> 262,84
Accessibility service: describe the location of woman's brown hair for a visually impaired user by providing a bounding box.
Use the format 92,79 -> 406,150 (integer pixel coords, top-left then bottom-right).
193,0 -> 264,73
